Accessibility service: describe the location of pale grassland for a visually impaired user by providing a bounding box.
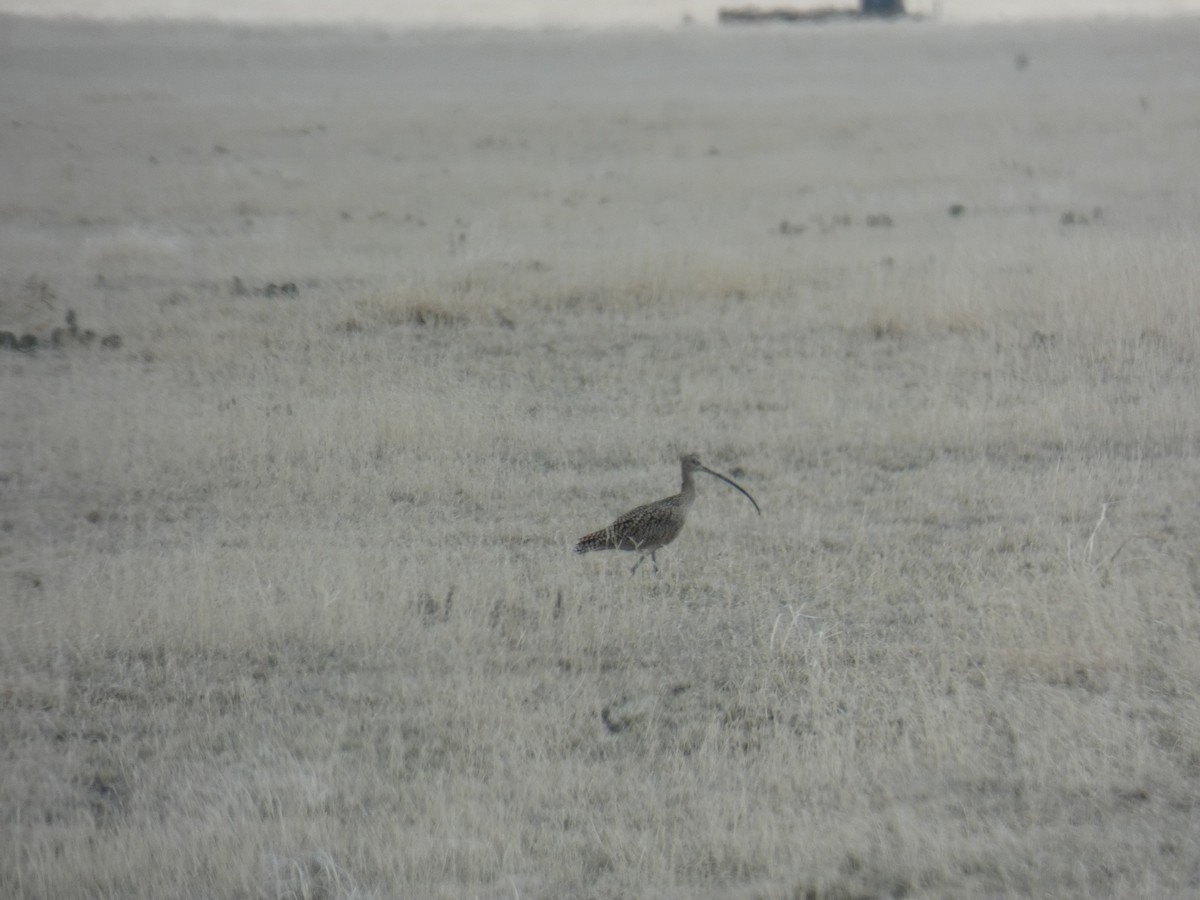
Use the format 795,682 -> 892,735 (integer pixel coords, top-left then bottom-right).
2,13 -> 1200,900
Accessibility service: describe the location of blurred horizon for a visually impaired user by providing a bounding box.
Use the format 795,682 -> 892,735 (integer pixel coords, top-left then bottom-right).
3,0 -> 1199,27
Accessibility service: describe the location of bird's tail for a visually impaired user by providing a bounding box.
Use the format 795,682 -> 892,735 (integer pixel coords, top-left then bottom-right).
575,528 -> 614,554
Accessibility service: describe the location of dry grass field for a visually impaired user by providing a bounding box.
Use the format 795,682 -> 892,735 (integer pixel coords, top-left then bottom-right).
3,13 -> 1200,899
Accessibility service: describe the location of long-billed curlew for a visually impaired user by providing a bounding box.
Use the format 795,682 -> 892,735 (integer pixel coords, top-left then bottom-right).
575,453 -> 761,573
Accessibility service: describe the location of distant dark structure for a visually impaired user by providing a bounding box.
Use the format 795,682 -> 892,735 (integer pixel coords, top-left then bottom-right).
719,1 -> 906,23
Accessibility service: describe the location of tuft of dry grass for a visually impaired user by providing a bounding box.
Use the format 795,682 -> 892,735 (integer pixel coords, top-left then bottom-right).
3,14 -> 1200,900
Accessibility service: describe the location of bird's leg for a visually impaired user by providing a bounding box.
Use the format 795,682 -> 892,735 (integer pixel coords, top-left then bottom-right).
630,553 -> 646,575
650,551 -> 659,574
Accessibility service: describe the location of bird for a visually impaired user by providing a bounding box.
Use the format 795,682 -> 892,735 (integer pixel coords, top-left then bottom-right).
575,453 -> 761,573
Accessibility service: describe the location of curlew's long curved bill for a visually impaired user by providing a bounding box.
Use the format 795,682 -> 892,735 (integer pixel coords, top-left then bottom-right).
700,465 -> 761,515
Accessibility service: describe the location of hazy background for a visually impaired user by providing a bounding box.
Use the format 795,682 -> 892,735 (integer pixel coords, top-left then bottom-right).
4,0 -> 1200,26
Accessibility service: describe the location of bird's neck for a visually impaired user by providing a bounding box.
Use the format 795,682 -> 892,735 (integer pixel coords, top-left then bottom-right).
679,468 -> 696,501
